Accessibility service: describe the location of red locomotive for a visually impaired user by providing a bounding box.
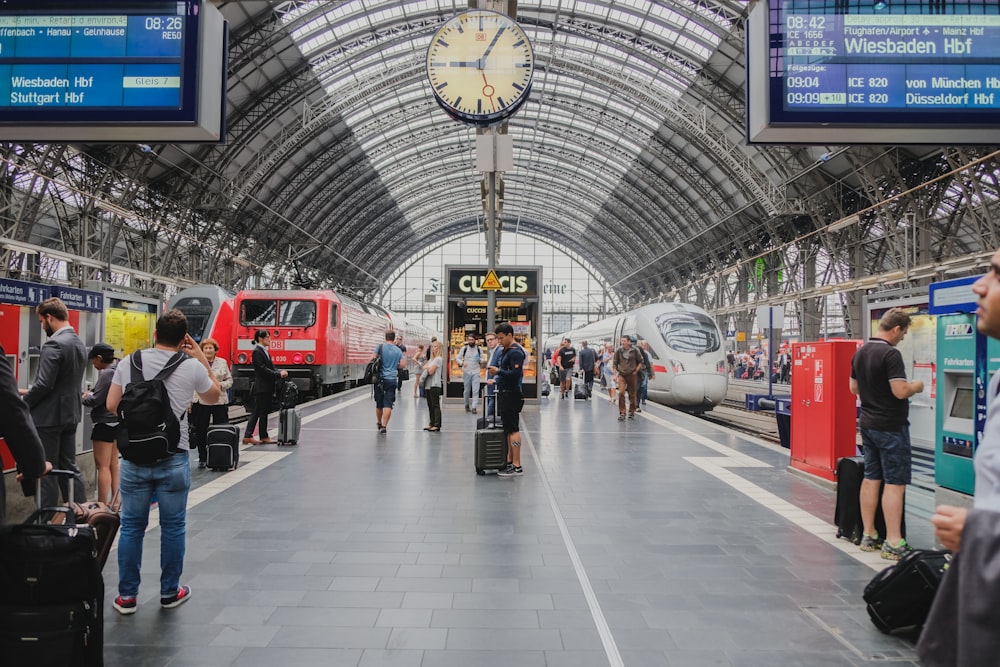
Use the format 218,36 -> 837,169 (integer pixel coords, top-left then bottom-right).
228,289 -> 434,403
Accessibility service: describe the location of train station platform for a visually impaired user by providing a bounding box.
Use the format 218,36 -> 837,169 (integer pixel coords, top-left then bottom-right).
101,387 -> 927,666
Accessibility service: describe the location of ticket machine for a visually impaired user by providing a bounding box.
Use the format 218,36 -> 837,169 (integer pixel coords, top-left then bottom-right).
931,277 -> 999,495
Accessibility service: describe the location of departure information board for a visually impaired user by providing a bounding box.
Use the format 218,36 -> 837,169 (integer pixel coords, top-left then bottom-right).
781,14 -> 1000,113
746,0 -> 1000,144
0,0 -> 218,138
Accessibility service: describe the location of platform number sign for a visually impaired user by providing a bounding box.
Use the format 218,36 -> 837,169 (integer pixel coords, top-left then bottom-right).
814,359 -> 824,403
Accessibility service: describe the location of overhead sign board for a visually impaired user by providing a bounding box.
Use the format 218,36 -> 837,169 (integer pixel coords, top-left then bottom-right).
0,0 -> 227,143
747,1 -> 1000,144
929,275 -> 979,314
53,285 -> 103,313
0,277 -> 48,306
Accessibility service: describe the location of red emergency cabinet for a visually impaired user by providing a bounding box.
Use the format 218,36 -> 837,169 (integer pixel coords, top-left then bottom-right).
790,340 -> 862,482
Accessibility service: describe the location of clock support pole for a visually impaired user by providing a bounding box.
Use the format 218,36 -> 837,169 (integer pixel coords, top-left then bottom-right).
486,164 -> 497,333
474,0 -> 515,333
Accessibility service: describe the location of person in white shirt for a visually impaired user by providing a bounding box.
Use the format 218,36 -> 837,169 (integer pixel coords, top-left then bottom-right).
106,309 -> 220,616
456,333 -> 483,412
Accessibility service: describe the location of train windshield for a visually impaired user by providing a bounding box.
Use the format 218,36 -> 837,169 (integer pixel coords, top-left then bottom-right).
240,300 -> 276,327
278,301 -> 316,327
240,300 -> 316,327
654,311 -> 720,355
172,297 -> 214,340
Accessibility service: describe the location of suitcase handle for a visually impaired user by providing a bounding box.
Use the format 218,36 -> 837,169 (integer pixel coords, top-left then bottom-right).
31,469 -> 85,521
25,505 -> 78,527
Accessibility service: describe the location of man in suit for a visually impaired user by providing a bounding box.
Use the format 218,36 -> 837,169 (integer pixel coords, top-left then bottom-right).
20,297 -> 87,507
244,329 -> 287,444
0,343 -> 50,523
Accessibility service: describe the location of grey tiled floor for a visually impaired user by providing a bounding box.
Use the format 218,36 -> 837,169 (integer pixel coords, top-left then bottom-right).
102,389 -> 920,666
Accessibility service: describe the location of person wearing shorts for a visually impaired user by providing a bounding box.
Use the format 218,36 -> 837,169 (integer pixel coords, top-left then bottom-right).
850,308 -> 925,560
488,323 -> 525,477
373,331 -> 405,434
82,343 -> 120,506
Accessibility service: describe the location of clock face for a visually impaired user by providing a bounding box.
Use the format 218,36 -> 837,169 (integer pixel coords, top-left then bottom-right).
426,9 -> 534,126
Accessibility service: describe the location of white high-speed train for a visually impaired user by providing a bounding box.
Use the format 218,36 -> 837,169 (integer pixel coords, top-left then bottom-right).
557,302 -> 728,412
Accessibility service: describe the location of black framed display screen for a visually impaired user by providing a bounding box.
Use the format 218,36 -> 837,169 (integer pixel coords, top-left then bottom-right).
747,0 -> 1000,143
0,0 -> 201,126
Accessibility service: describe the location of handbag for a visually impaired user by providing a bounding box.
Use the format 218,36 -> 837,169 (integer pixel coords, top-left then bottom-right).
398,368 -> 410,381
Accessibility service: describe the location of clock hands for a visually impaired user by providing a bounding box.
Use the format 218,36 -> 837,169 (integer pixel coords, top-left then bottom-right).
480,27 -> 505,62
448,26 -> 507,69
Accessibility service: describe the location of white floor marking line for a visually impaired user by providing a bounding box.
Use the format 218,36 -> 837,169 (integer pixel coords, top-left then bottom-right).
524,430 -> 625,667
640,410 -> 888,572
300,393 -> 370,424
121,393 -> 377,548
114,449 -> 290,547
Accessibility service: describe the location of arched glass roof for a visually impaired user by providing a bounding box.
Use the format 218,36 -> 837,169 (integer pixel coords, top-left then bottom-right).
173,0 -> 786,302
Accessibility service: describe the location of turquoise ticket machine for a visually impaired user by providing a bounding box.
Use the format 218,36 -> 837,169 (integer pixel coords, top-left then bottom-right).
931,277 -> 1000,495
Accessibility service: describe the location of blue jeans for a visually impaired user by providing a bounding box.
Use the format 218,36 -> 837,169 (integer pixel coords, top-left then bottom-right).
118,452 -> 191,599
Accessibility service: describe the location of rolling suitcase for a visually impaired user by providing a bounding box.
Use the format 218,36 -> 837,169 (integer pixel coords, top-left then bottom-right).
834,456 -> 904,544
574,374 -> 588,400
206,424 -> 240,471
475,399 -> 507,475
0,470 -> 105,666
64,500 -> 120,571
863,549 -> 950,635
277,407 -> 301,446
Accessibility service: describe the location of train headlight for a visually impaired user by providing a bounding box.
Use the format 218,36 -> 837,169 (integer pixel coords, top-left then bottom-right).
237,352 -> 248,364
305,353 -> 315,363
669,359 -> 685,374
292,353 -> 304,364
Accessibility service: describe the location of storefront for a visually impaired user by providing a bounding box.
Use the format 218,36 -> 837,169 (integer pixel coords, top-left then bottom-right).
444,266 -> 542,400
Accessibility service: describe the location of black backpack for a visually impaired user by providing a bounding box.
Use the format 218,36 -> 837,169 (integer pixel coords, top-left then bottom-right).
279,379 -> 299,409
117,351 -> 187,465
363,344 -> 383,385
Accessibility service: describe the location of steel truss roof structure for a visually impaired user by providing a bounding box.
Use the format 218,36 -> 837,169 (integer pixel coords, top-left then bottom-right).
1,0 -> 999,338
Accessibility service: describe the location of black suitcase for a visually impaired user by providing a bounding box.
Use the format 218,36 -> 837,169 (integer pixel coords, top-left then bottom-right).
206,424 -> 240,471
278,407 -> 301,446
834,456 -> 904,544
475,400 -> 507,475
863,549 -> 950,635
0,471 -> 104,666
574,379 -> 588,400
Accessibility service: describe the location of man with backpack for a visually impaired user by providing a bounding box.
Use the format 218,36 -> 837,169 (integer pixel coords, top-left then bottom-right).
106,309 -> 220,615
373,330 -> 406,434
456,333 -> 483,412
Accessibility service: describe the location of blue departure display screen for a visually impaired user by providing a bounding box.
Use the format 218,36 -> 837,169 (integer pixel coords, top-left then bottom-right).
768,1 -> 1000,125
0,1 -> 201,125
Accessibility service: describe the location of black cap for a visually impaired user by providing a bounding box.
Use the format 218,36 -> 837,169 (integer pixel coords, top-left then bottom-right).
88,343 -> 115,361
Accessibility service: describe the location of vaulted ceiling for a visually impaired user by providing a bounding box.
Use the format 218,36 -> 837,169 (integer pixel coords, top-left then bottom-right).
151,0 -> 810,301
9,1 -> 988,312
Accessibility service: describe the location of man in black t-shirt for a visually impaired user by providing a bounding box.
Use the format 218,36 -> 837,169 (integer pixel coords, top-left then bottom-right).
554,338 -> 577,399
850,308 -> 925,561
